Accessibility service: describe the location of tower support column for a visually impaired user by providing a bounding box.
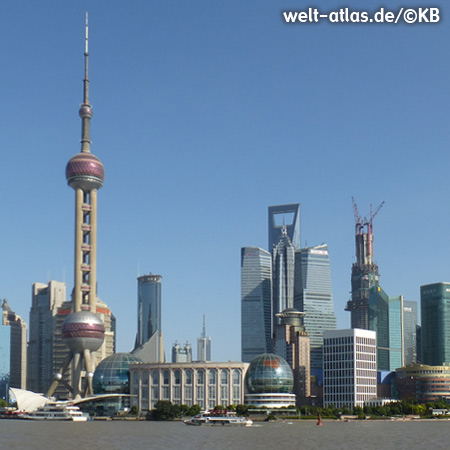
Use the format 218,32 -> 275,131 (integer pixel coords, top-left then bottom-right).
74,188 -> 84,312
89,188 -> 98,312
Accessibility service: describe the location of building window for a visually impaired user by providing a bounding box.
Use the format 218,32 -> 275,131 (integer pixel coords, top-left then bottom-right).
174,370 -> 181,385
185,369 -> 193,385
163,370 -> 170,386
209,369 -> 217,385
151,371 -> 159,386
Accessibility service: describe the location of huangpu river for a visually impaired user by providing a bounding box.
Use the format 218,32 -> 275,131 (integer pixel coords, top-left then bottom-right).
2,419 -> 450,450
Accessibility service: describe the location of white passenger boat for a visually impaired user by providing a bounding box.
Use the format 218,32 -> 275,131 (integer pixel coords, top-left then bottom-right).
184,410 -> 253,427
24,403 -> 88,421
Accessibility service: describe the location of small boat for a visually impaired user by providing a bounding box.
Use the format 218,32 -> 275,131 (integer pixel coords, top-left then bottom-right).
184,410 -> 253,427
23,403 -> 88,422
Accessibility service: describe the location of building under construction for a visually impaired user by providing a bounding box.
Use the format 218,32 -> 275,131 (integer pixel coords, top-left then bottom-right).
345,198 -> 384,329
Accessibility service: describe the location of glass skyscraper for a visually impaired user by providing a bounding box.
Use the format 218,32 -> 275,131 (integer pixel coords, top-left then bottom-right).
272,227 -> 295,323
294,244 -> 336,369
135,274 -> 162,348
403,300 -> 418,366
421,282 -> 450,366
241,247 -> 272,362
368,286 -> 404,371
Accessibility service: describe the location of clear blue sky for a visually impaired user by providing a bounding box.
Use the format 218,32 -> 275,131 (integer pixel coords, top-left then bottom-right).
1,0 -> 449,362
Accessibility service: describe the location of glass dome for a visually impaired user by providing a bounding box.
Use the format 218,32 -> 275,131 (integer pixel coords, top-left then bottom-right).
245,354 -> 293,394
93,353 -> 142,394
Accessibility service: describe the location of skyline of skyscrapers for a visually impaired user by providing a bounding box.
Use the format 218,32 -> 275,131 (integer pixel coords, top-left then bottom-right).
294,244 -> 336,369
241,246 -> 272,362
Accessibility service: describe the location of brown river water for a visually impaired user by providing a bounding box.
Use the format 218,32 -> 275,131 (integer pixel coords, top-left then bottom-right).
2,419 -> 450,450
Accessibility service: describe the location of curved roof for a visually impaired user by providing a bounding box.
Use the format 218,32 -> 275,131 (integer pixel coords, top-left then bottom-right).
9,388 -> 49,412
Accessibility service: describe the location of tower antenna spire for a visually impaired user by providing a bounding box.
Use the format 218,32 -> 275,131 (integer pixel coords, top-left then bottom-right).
202,314 -> 206,338
80,11 -> 93,153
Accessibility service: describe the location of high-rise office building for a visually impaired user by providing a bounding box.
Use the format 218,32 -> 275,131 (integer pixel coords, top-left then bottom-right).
2,299 -> 27,391
294,245 -> 336,369
132,274 -> 164,363
273,308 -> 310,403
421,282 -> 450,366
0,325 -> 10,401
403,300 -> 418,366
28,281 -> 65,393
172,342 -> 192,363
48,17 -> 114,399
272,226 -> 295,322
346,199 -> 384,329
197,315 -> 211,362
368,286 -> 404,371
241,247 -> 272,362
323,328 -> 377,409
135,274 -> 162,347
268,204 -> 301,251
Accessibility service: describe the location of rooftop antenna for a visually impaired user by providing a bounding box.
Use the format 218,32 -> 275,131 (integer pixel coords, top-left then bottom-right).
202,314 -> 206,338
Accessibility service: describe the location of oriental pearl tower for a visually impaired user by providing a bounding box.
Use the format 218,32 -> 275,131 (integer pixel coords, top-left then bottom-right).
47,15 -> 107,399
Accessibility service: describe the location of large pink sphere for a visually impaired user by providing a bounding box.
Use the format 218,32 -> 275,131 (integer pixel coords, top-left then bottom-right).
66,152 -> 105,191
62,311 -> 105,353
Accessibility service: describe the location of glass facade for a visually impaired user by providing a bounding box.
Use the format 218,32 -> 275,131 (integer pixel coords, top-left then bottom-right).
93,352 -> 142,394
272,230 -> 296,322
135,274 -> 162,349
403,300 -> 418,366
244,354 -> 293,394
241,247 -> 272,362
294,245 -> 336,369
421,283 -> 450,366
368,286 -> 404,371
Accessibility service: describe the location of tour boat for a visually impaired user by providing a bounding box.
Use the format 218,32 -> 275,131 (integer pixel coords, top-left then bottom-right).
184,410 -> 253,427
24,403 -> 88,421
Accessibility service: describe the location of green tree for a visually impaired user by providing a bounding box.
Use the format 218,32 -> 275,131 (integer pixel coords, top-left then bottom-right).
153,401 -> 177,421
236,404 -> 250,416
188,404 -> 202,416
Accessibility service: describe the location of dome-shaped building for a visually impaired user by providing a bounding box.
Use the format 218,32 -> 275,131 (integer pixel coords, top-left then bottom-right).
93,353 -> 142,395
244,354 -> 296,408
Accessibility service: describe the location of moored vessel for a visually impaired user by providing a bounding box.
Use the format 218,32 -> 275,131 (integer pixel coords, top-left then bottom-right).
23,403 -> 88,421
184,410 -> 253,427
